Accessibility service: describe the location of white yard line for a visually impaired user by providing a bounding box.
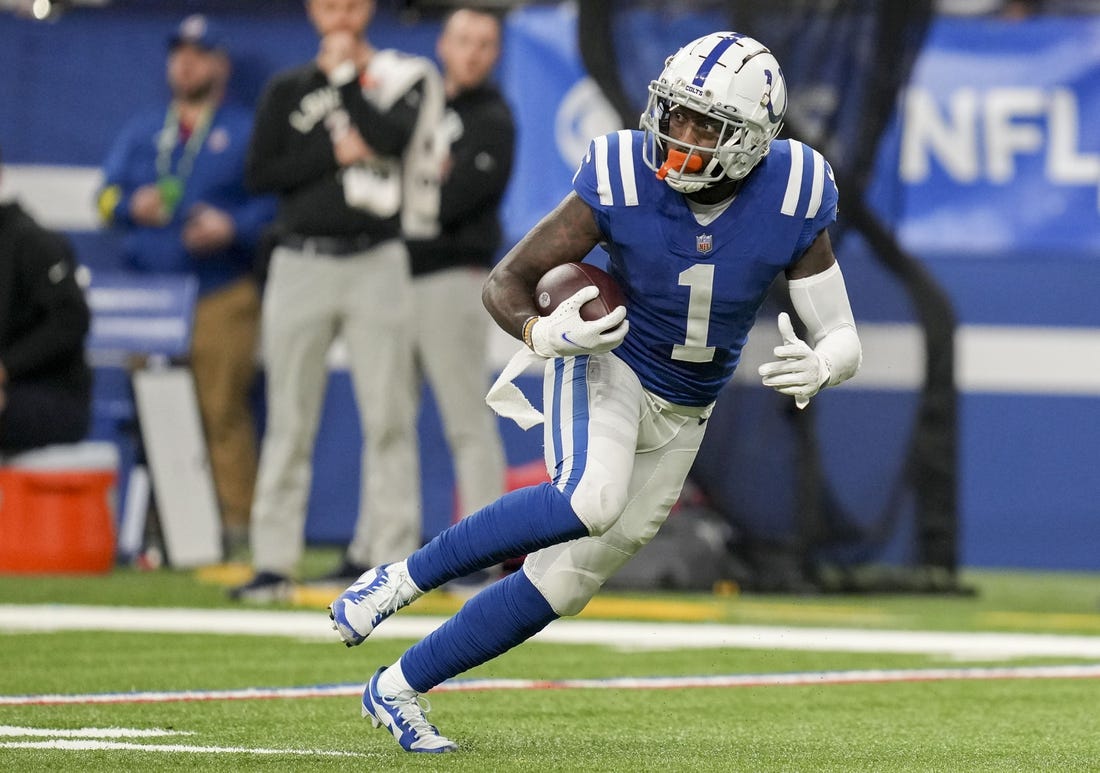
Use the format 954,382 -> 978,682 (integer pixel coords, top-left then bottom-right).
4,604 -> 1098,758
0,726 -> 190,737
0,739 -> 365,756
2,664 -> 1100,707
3,603 -> 1100,660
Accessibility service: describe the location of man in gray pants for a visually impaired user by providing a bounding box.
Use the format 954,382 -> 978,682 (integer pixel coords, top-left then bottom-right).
231,0 -> 445,600
405,8 -> 515,586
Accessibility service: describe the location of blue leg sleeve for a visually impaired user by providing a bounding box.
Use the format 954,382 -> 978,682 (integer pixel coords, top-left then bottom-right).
401,569 -> 558,693
406,482 -> 587,590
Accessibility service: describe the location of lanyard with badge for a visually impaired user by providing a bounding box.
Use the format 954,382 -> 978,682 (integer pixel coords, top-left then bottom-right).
155,102 -> 213,218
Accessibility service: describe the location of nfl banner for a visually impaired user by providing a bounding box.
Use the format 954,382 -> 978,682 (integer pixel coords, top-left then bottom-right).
499,4 -> 621,245
877,15 -> 1100,258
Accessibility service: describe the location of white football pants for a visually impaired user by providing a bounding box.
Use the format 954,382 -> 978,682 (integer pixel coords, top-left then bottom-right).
523,352 -> 712,616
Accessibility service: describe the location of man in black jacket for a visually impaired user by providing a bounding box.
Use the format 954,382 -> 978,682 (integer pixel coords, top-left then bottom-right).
0,145 -> 92,455
406,8 -> 514,566
231,0 -> 445,600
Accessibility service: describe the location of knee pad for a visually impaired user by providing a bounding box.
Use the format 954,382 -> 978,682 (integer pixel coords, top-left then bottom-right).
527,565 -> 601,617
566,473 -> 629,537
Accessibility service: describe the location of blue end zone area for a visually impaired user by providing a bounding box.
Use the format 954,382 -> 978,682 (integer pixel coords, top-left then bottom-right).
959,394 -> 1100,570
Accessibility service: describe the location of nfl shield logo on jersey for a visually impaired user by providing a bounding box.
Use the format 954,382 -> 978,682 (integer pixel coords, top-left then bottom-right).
696,233 -> 713,254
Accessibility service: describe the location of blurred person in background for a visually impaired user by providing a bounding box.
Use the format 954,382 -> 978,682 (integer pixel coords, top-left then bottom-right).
0,143 -> 92,456
97,14 -> 276,554
404,7 -> 514,588
230,0 -> 445,600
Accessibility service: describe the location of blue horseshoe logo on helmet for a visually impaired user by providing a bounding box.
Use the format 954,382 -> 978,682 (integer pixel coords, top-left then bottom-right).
763,70 -> 782,124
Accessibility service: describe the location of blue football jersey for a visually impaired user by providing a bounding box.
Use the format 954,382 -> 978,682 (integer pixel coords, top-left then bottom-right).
572,129 -> 838,406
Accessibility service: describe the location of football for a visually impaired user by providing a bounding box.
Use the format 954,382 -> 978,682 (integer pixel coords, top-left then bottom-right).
534,263 -> 627,322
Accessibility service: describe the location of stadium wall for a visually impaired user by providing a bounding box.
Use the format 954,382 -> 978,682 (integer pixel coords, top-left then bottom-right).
0,4 -> 1097,570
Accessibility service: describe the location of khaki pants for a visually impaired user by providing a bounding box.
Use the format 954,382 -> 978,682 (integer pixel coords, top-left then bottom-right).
412,267 -> 505,519
250,241 -> 420,575
190,276 -> 261,533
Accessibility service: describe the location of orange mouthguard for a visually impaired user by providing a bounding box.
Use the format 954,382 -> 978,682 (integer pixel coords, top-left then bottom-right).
656,149 -> 704,180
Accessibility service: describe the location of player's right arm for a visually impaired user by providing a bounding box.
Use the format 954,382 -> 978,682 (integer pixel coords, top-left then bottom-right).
482,192 -> 603,342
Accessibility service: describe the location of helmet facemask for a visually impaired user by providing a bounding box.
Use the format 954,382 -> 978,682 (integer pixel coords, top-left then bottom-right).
641,32 -> 786,194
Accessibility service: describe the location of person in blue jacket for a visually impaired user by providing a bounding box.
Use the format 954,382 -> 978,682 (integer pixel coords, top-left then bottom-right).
97,14 -> 276,553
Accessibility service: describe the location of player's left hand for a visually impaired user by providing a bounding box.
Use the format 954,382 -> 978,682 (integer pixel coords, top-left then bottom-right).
758,312 -> 830,409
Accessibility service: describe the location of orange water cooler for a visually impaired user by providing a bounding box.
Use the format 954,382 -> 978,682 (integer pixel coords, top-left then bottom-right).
0,441 -> 119,574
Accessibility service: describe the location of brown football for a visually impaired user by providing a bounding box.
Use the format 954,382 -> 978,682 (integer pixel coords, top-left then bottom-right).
534,263 -> 627,322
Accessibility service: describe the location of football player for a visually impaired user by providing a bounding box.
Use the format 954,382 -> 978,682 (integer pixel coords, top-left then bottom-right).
329,31 -> 862,753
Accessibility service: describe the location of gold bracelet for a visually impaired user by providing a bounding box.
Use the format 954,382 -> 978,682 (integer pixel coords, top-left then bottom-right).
521,315 -> 539,349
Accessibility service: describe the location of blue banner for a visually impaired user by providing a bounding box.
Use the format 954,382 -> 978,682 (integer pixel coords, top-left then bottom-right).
878,16 -> 1100,258
499,4 -> 621,244
85,271 -> 198,360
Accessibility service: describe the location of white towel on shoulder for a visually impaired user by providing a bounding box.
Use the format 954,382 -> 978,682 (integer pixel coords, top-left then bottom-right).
348,49 -> 445,239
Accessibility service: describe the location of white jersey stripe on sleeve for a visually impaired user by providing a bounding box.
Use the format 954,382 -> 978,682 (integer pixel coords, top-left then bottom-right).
806,148 -> 825,219
780,139 -> 803,216
593,135 -> 613,206
616,130 -> 638,206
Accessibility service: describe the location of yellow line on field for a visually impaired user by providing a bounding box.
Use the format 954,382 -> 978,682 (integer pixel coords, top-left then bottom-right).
194,563 -> 893,625
290,586 -> 893,625
979,611 -> 1100,632
730,602 -> 892,625
293,585 -> 353,610
579,596 -> 723,621
193,566 -> 1100,634
194,563 -> 252,585
285,588 -> 727,620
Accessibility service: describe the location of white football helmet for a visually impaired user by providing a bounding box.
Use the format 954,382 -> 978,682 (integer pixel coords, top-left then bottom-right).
641,32 -> 787,193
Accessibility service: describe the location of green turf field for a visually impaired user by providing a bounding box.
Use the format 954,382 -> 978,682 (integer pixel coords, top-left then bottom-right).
1,550 -> 1098,771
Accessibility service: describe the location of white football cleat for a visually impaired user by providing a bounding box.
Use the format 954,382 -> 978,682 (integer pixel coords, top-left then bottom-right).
362,667 -> 457,753
328,561 -> 422,646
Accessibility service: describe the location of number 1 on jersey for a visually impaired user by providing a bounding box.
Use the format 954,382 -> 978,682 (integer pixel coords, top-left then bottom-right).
671,264 -> 716,363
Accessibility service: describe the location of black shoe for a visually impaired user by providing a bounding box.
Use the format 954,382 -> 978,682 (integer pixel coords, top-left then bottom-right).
308,558 -> 370,585
228,571 -> 293,603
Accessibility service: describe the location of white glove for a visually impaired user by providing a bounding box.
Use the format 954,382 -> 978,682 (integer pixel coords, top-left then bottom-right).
758,312 -> 830,409
529,285 -> 628,358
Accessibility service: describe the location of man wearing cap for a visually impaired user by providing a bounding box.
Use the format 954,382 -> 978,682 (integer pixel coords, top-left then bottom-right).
230,0 -> 445,600
97,14 -> 276,554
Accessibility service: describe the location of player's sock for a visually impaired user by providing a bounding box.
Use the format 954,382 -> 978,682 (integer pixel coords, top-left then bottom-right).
406,482 -> 586,590
400,569 -> 558,693
376,658 -> 415,696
